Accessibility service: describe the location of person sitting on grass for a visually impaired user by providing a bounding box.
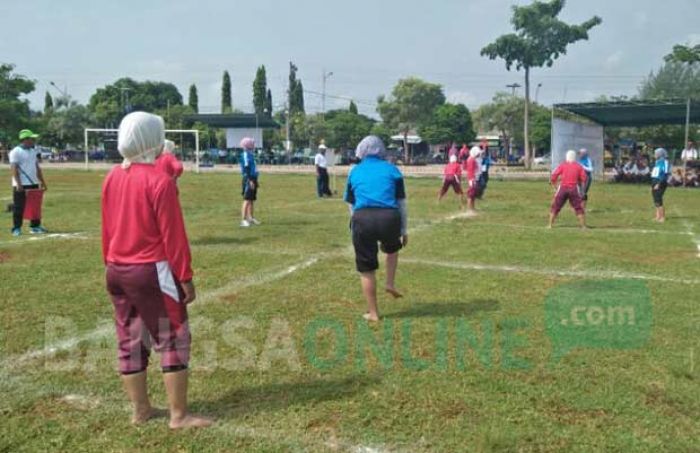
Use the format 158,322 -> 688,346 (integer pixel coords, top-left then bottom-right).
548,150 -> 587,229
239,137 -> 261,227
102,111 -> 212,429
651,147 -> 670,223
437,154 -> 465,207
154,139 -> 184,182
464,146 -> 481,213
344,135 -> 408,322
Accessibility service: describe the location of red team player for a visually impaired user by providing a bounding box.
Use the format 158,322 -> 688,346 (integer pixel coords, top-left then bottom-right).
154,139 -> 184,181
437,154 -> 465,207
464,146 -> 481,212
549,150 -> 588,229
101,112 -> 212,429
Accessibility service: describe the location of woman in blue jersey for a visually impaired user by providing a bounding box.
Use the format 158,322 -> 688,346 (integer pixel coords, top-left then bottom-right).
577,148 -> 593,209
651,148 -> 670,223
344,136 -> 408,322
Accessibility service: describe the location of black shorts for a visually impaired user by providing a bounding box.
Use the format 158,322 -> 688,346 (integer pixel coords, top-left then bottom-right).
351,208 -> 402,273
242,177 -> 258,201
652,181 -> 667,207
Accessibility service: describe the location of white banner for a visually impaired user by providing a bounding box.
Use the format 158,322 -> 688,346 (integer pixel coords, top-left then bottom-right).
226,128 -> 263,149
551,118 -> 604,175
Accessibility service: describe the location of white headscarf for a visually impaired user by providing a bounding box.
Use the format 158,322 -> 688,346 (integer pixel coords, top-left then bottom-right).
654,148 -> 667,159
565,150 -> 577,163
118,112 -> 165,169
355,135 -> 385,159
449,154 -> 457,163
163,139 -> 176,154
469,146 -> 481,158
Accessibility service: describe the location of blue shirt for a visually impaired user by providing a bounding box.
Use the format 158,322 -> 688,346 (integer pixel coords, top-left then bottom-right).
651,158 -> 670,183
240,150 -> 258,178
578,156 -> 593,174
344,156 -> 406,210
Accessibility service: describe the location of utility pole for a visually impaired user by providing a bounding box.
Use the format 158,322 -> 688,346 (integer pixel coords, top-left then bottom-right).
322,69 -> 333,120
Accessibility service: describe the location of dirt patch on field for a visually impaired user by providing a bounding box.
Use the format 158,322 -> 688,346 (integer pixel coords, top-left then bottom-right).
0,251 -> 11,263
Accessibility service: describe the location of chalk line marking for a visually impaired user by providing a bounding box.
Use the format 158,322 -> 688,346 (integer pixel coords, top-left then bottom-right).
403,258 -> 700,286
0,232 -> 89,246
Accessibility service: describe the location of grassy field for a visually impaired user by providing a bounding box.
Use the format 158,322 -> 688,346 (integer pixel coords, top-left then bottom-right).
0,168 -> 698,452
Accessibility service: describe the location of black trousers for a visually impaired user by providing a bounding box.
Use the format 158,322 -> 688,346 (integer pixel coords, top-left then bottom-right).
12,185 -> 41,230
317,168 -> 332,197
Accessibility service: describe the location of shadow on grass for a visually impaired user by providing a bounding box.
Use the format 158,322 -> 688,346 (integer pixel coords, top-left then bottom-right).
196,374 -> 381,419
191,236 -> 258,246
385,299 -> 500,319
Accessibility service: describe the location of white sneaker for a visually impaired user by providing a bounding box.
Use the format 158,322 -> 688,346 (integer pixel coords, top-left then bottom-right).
248,218 -> 261,226
240,219 -> 251,228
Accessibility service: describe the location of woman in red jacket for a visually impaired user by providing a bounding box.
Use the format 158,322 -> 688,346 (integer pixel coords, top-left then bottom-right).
549,150 -> 588,229
102,111 -> 211,429
154,139 -> 184,181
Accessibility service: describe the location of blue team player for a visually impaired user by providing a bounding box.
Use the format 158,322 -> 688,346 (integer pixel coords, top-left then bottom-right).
651,148 -> 670,223
239,137 -> 261,227
578,148 -> 593,209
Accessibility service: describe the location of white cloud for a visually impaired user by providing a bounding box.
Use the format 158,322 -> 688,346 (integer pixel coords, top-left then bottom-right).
605,51 -> 623,68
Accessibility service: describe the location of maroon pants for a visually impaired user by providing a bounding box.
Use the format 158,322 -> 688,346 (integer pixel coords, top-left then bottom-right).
106,262 -> 190,374
551,185 -> 584,215
439,177 -> 463,196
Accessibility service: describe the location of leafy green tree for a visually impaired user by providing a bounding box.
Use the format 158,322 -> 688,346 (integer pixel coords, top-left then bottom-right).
640,62 -> 700,100
89,78 -> 182,127
253,65 -> 267,115
349,100 -> 358,115
419,103 -> 475,145
473,92 -> 523,156
188,84 -> 198,113
481,0 -> 601,167
665,44 -> 700,65
325,110 -> 375,150
0,63 -> 35,146
41,98 -> 94,149
44,92 -> 54,113
265,89 -> 273,116
288,62 -> 305,115
221,70 -> 232,113
377,77 -> 445,162
370,123 -> 392,145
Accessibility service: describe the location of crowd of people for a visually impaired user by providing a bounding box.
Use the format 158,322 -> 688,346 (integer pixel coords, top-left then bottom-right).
437,143 -> 492,211
613,140 -> 699,188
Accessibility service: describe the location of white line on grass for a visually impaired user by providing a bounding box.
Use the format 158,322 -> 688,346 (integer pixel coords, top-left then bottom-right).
403,257 -> 700,286
0,232 -> 89,246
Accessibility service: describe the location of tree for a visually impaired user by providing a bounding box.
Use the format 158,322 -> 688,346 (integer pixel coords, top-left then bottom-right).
0,63 -> 35,146
265,89 -> 273,117
665,44 -> 700,65
44,92 -> 54,113
42,98 -> 94,149
89,78 -> 182,127
370,123 -> 392,145
349,100 -> 358,114
188,84 -> 199,113
419,103 -> 475,145
481,0 -> 601,168
325,110 -> 375,150
221,70 -> 232,113
253,65 -> 267,115
473,92 -> 522,156
377,77 -> 445,162
288,62 -> 305,115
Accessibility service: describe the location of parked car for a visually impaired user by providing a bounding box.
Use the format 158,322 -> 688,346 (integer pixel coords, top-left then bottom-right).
533,153 -> 551,166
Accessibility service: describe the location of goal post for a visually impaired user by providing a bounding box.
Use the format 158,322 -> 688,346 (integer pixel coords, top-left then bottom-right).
83,128 -> 201,172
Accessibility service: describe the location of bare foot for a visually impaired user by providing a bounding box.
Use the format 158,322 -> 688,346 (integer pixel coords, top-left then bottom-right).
363,312 -> 380,322
132,407 -> 164,425
169,414 -> 214,429
385,287 -> 403,298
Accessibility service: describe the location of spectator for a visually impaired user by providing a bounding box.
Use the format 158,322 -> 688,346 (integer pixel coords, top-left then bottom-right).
681,140 -> 698,163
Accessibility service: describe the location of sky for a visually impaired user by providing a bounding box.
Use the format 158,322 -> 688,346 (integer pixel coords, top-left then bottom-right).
2,0 -> 699,118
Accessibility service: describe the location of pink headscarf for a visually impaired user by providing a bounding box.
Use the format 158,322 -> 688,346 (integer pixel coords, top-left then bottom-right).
240,137 -> 255,150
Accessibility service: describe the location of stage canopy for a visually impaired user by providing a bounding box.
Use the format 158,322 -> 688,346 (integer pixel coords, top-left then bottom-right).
554,100 -> 700,127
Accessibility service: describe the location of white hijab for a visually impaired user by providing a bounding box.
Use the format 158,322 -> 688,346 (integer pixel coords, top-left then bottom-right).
118,112 -> 165,169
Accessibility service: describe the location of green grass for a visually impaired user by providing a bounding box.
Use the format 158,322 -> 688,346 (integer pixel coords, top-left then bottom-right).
0,168 -> 698,452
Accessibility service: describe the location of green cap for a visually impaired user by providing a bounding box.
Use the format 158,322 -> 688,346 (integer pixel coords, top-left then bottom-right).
18,129 -> 39,140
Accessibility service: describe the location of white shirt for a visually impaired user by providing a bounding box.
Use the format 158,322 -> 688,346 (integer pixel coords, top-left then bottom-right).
681,148 -> 698,161
314,152 -> 327,169
9,146 -> 39,187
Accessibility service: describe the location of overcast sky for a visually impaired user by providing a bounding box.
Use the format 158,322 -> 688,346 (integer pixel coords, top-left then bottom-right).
2,0 -> 699,117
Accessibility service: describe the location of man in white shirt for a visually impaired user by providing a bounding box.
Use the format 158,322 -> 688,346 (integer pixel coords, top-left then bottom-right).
314,144 -> 332,197
9,129 -> 48,236
681,141 -> 698,162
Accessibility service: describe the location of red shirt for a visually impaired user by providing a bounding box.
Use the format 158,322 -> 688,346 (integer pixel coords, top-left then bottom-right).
101,164 -> 193,281
465,157 -> 478,181
154,152 -> 184,179
444,162 -> 462,178
551,162 -> 587,188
